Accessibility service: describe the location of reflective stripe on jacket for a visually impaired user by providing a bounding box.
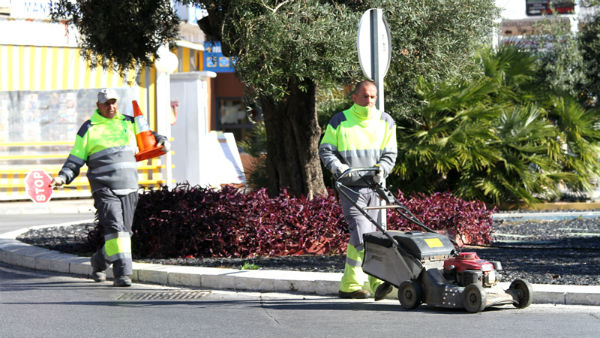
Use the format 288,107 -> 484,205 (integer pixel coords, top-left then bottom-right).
319,103 -> 397,184
59,110 -> 139,192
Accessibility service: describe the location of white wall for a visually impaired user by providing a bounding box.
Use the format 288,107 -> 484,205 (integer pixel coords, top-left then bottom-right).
496,0 -> 528,19
169,71 -> 247,188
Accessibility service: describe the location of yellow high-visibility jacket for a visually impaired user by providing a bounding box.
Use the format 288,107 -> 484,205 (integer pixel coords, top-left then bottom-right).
58,110 -> 139,193
319,103 -> 397,185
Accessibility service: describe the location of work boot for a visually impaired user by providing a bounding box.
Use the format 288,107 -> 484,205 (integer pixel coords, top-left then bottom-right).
374,282 -> 393,301
113,276 -> 132,287
90,257 -> 106,282
338,290 -> 370,299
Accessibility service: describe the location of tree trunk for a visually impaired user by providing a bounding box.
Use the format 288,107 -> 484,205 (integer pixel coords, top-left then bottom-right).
260,80 -> 327,198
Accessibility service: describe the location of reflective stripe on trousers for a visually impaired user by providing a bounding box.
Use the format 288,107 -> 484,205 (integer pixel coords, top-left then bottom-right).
339,243 -> 382,293
103,231 -> 132,262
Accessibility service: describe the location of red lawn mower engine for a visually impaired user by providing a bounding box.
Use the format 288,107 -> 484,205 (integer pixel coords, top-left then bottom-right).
443,252 -> 502,287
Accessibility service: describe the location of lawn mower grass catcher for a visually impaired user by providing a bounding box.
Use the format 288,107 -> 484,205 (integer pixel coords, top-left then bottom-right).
335,168 -> 533,313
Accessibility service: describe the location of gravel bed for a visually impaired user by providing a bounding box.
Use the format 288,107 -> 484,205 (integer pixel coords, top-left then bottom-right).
16,217 -> 600,286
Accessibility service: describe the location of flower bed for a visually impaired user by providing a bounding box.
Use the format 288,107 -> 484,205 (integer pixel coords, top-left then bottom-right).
87,184 -> 495,259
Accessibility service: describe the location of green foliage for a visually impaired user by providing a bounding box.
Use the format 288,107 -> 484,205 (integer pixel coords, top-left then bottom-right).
317,86 -> 353,130
51,0 -> 501,197
526,17 -> 588,99
198,0 -> 360,102
579,12 -> 600,106
382,0 -> 500,119
237,122 -> 270,190
50,0 -> 180,74
241,262 -> 260,270
392,45 -> 600,207
195,0 -> 499,111
237,121 -> 267,157
547,95 -> 600,187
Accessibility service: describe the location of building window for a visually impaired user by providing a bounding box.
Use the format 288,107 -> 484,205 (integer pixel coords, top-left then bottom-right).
216,97 -> 254,140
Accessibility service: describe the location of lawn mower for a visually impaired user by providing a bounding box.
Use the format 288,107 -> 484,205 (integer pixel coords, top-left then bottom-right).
335,167 -> 533,313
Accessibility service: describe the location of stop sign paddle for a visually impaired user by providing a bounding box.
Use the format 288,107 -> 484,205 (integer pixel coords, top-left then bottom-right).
24,169 -> 53,203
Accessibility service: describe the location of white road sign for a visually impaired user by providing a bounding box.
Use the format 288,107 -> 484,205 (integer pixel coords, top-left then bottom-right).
357,8 -> 392,81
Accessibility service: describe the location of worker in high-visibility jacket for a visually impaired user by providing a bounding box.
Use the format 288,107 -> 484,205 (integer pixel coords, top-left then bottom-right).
51,88 -> 169,287
319,80 -> 397,300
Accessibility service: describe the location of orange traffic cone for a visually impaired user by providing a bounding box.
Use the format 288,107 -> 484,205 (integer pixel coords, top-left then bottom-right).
132,100 -> 166,161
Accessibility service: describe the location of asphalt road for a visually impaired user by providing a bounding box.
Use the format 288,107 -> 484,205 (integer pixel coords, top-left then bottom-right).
2,262 -> 600,338
2,212 -> 600,337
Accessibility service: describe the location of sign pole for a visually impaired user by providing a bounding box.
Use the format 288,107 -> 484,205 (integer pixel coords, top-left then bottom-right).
370,9 -> 384,112
358,8 -> 391,228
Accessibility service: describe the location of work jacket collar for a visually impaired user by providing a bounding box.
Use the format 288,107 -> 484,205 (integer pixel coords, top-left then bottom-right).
348,103 -> 379,121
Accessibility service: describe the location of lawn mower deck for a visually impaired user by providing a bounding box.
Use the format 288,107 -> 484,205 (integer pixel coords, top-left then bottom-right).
362,230 -> 532,312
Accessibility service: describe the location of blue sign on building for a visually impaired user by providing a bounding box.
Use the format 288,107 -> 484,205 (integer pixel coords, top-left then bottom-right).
203,41 -> 236,73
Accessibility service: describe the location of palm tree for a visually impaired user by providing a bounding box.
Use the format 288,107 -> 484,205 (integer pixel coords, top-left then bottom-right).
463,104 -> 563,205
392,46 -> 600,208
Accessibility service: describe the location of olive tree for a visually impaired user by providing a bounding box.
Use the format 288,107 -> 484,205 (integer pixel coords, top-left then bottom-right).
381,0 -> 500,119
196,0 -> 359,198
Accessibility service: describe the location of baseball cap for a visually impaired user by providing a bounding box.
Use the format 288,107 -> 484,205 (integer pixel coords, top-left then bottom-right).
97,88 -> 119,104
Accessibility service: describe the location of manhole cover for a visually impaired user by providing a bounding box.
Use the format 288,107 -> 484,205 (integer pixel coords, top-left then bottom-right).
117,290 -> 210,301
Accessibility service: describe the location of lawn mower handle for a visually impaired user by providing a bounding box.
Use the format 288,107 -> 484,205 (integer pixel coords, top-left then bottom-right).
334,167 -> 433,232
334,167 -> 460,248
335,167 -> 379,181
334,167 -> 396,244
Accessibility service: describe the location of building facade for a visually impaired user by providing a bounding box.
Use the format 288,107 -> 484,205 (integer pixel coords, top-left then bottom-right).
0,1 -> 246,201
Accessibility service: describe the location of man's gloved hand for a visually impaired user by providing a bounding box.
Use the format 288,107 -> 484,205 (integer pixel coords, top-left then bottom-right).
51,176 -> 65,188
373,165 -> 385,184
156,137 -> 170,153
336,164 -> 350,177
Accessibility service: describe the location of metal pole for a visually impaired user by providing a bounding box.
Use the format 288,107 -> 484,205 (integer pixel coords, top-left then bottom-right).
156,71 -> 173,189
370,9 -> 385,112
370,8 -> 386,228
370,9 -> 381,110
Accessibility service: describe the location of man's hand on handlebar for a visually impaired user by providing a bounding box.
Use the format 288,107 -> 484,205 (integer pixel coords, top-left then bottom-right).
335,166 -> 384,184
336,164 -> 351,178
373,165 -> 384,184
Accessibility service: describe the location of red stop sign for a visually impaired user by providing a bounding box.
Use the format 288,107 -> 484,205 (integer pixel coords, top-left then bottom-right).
24,169 -> 53,203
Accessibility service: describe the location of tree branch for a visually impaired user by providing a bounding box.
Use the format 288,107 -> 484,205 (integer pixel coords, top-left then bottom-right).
261,0 -> 291,13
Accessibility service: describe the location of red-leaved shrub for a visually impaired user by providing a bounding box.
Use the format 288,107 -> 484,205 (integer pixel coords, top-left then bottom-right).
88,184 -> 495,259
130,184 -> 348,258
387,190 -> 496,246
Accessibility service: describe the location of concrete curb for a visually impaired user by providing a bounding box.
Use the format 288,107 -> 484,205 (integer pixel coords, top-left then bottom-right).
1,223 -> 599,306
0,230 -> 340,296
493,210 -> 600,221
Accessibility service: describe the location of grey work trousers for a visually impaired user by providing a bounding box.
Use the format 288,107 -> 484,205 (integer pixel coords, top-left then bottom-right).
90,188 -> 138,278
339,186 -> 381,250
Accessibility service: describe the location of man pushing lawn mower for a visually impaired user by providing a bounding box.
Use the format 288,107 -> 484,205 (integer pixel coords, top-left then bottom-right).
335,167 -> 533,312
320,80 -> 532,311
319,80 -> 397,300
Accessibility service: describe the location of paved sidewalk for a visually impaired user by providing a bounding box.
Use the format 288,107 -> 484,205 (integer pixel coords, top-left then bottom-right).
0,198 -> 95,215
1,198 -> 600,306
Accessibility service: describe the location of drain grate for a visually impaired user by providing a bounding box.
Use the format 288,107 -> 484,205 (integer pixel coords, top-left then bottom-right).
117,290 -> 210,301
